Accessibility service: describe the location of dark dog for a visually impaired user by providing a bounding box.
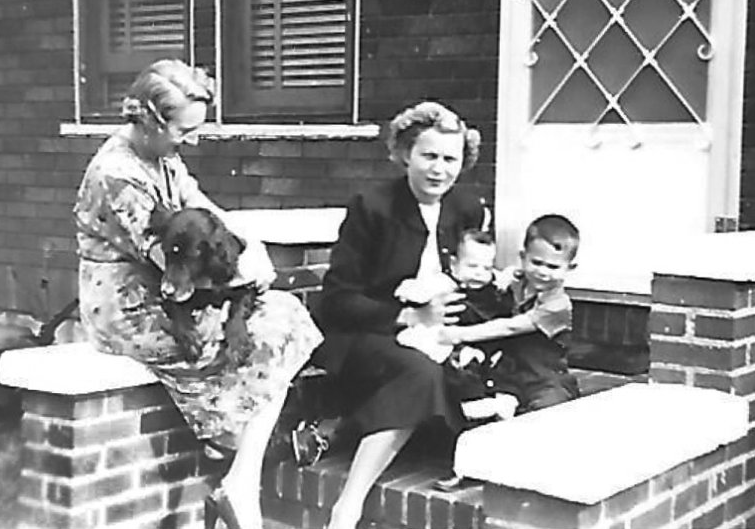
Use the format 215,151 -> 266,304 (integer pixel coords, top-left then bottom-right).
149,207 -> 259,366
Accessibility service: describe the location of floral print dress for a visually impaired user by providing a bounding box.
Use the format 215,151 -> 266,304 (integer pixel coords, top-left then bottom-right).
74,133 -> 322,449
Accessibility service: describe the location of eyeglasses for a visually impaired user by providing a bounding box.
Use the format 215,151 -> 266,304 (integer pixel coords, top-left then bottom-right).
146,99 -> 200,145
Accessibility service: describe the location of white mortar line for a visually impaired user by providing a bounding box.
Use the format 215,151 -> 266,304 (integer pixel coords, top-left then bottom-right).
652,304 -> 755,319
649,362 -> 755,378
650,333 -> 755,348
22,403 -> 177,428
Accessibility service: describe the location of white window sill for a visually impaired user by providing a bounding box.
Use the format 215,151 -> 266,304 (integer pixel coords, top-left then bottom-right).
59,122 -> 381,140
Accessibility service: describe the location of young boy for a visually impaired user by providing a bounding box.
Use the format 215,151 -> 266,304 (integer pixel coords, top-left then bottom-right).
434,214 -> 581,491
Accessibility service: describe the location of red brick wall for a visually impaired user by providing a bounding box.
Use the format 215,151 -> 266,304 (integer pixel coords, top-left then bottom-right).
0,0 -> 500,316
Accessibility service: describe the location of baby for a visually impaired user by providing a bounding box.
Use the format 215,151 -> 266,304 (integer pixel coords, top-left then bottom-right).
395,229 -> 511,364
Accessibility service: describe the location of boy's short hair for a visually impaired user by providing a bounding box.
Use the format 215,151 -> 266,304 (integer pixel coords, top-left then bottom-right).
457,228 -> 495,254
523,215 -> 580,260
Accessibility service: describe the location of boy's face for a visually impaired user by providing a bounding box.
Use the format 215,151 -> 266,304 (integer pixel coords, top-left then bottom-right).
519,238 -> 576,292
450,239 -> 496,289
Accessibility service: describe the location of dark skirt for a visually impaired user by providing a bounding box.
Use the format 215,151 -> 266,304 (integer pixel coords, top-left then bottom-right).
316,332 -> 465,436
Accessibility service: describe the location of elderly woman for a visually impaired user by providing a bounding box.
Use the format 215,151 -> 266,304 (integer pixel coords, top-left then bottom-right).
73,59 -> 321,529
312,101 -> 487,529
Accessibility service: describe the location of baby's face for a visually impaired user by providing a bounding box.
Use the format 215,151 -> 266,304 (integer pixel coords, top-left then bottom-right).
450,240 -> 496,289
520,238 -> 575,292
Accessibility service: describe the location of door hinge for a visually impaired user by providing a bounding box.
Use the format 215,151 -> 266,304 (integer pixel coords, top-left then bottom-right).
714,215 -> 739,233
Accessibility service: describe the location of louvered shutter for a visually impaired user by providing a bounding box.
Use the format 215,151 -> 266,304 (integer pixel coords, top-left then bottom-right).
223,0 -> 353,119
82,0 -> 188,116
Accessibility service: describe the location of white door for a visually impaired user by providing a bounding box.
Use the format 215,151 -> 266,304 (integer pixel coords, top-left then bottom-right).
494,0 -> 748,296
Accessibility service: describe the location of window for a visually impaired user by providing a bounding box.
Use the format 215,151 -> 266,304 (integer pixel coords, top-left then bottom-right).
527,0 -> 711,125
76,0 -> 356,124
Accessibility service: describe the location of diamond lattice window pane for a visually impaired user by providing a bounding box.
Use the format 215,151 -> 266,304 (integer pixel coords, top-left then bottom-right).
529,0 -> 711,124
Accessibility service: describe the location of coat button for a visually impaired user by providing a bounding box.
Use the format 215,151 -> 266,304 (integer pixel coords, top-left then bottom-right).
486,379 -> 494,388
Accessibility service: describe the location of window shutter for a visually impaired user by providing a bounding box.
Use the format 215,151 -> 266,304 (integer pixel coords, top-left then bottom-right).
223,0 -> 354,119
251,0 -> 348,89
82,0 -> 188,116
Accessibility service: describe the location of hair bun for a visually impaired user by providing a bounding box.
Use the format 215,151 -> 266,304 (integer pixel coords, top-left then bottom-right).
121,96 -> 147,121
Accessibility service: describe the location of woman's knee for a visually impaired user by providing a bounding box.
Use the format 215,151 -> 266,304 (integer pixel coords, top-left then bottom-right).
393,348 -> 443,383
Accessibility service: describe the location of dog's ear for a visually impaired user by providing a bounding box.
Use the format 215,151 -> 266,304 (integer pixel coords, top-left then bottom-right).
148,205 -> 172,238
213,229 -> 246,279
202,214 -> 246,285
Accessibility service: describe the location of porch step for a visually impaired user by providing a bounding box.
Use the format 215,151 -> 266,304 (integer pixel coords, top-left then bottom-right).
261,454 -> 485,529
261,365 -> 644,529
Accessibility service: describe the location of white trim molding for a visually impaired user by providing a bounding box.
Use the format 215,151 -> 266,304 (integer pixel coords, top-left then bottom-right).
59,122 -> 381,140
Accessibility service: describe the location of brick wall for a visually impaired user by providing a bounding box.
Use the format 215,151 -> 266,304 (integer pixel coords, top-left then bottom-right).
482,448 -> 751,529
17,384 -> 222,529
645,271 -> 755,526
0,0 -> 499,317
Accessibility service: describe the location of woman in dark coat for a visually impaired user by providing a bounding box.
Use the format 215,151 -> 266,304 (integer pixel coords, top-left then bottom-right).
313,101 -> 487,529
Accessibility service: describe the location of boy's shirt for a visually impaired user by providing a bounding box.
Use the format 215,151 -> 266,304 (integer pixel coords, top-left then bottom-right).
508,275 -> 572,340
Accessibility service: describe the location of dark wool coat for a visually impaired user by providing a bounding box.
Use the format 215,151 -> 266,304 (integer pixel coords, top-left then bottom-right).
313,176 -> 486,374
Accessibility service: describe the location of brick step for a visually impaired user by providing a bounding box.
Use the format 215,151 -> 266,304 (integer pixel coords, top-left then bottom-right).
261,367 -> 645,529
261,453 -> 484,529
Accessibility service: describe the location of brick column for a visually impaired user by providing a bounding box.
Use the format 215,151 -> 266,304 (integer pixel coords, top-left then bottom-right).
647,232 -> 755,526
649,276 -> 755,392
16,384 -> 222,529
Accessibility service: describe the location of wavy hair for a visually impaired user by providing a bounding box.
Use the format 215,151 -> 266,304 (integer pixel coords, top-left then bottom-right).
121,59 -> 215,126
386,101 -> 481,171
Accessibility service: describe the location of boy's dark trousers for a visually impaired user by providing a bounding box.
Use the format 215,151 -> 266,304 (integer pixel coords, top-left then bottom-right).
482,331 -> 579,414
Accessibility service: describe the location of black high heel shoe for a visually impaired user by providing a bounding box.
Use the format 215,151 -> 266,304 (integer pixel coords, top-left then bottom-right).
204,487 -> 242,529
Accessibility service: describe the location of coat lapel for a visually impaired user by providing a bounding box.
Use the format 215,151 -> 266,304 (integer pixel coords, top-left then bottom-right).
393,177 -> 428,235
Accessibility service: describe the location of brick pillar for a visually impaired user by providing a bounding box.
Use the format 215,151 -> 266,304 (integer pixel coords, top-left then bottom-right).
16,384 -> 222,529
649,276 -> 755,392
647,233 -> 755,526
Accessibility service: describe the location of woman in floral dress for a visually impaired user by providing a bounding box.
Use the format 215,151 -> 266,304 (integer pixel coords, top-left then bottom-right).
73,59 -> 321,529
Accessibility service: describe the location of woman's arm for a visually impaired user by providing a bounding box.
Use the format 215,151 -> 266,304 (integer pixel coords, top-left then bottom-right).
174,162 -> 276,288
320,194 -> 406,332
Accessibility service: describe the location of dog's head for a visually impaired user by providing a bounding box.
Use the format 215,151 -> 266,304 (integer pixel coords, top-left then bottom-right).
149,207 -> 246,303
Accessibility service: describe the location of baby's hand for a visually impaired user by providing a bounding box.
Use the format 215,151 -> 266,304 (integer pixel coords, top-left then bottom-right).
492,266 -> 521,292
451,346 -> 485,369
